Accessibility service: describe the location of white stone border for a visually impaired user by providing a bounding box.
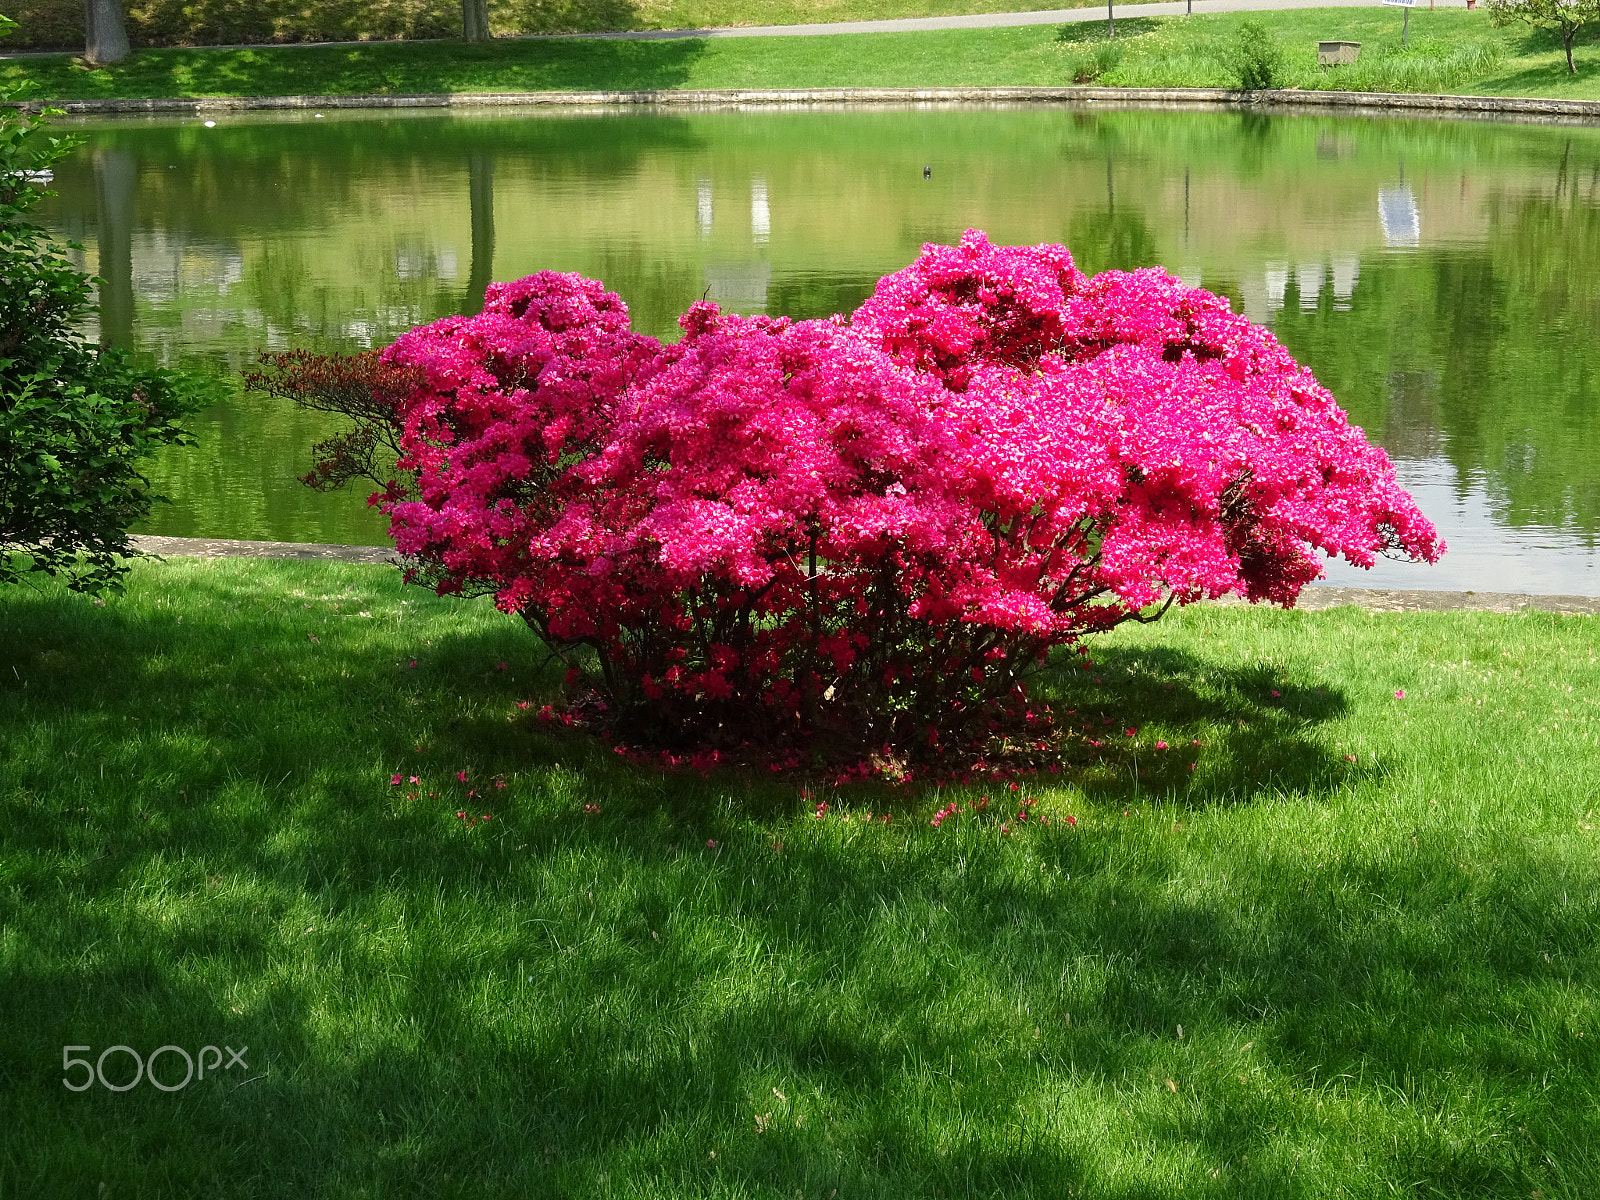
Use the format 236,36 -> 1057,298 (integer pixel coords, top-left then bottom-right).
14,86 -> 1600,121
129,536 -> 1600,612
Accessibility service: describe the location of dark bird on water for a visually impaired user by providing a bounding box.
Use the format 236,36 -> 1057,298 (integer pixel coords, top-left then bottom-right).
923,165 -> 931,179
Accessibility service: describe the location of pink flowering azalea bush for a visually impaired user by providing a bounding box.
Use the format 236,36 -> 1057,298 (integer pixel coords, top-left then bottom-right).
252,231 -> 1441,763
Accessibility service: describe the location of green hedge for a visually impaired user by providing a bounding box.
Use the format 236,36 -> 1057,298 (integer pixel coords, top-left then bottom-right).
1,0 -> 649,50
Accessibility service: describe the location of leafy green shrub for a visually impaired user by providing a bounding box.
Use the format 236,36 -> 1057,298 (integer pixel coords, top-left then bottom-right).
1,19 -> 207,593
1066,40 -> 1124,84
1229,19 -> 1284,89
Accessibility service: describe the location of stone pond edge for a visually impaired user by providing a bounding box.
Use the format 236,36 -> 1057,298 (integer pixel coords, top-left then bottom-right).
128,535 -> 1600,615
12,86 -> 1600,123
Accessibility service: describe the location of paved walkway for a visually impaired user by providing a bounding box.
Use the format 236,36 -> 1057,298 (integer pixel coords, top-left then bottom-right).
130,535 -> 1600,614
0,0 -> 1468,58
559,0 -> 1421,40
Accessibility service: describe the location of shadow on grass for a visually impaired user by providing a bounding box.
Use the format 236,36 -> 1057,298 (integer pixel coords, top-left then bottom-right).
1055,17 -> 1164,44
11,36 -> 715,100
2,567 -> 1594,1196
1038,638 -> 1372,810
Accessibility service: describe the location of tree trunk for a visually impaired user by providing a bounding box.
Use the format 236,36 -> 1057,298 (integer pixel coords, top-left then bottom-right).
466,152 -> 495,315
93,147 -> 136,351
463,0 -> 491,42
1564,29 -> 1576,72
83,0 -> 130,66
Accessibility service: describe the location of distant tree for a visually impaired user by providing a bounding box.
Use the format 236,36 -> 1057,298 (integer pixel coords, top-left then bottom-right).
1486,0 -> 1600,72
1,22 -> 208,594
82,0 -> 130,66
463,0 -> 490,42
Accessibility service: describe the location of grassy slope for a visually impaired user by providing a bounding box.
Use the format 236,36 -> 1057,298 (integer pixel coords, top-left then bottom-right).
2,556 -> 1598,1197
3,9 -> 1600,100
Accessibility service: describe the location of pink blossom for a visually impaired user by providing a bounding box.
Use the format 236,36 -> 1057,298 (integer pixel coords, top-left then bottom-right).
1395,689 -> 1406,699
390,773 -> 402,785
361,236 -> 1440,765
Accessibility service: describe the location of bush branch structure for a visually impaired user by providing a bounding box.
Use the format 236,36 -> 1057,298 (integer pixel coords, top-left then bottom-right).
249,232 -> 1442,766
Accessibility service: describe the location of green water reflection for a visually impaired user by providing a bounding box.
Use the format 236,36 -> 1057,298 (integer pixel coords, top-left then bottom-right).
38,105 -> 1600,592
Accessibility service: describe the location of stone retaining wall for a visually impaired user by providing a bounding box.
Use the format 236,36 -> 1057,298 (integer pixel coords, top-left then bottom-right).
16,86 -> 1600,122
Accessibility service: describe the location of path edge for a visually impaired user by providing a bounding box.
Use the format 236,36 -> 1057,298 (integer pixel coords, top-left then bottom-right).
128,535 -> 1600,614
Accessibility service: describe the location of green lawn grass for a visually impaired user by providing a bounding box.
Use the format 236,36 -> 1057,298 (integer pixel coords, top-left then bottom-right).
3,9 -> 1600,101
3,555 -> 1598,1196
0,0 -> 1133,50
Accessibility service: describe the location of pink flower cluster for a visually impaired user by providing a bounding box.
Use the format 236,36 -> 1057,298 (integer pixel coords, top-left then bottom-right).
369,231 -> 1440,761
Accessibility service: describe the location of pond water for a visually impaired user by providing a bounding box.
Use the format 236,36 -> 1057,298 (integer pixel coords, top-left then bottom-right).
38,104 -> 1600,595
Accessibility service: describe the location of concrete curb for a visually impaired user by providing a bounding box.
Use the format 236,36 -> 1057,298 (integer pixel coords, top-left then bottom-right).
129,536 -> 1600,613
14,86 -> 1600,121
131,534 -> 395,565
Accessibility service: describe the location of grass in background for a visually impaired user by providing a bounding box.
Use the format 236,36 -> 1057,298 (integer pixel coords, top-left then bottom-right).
3,9 -> 1600,100
2,555 -> 1598,1196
